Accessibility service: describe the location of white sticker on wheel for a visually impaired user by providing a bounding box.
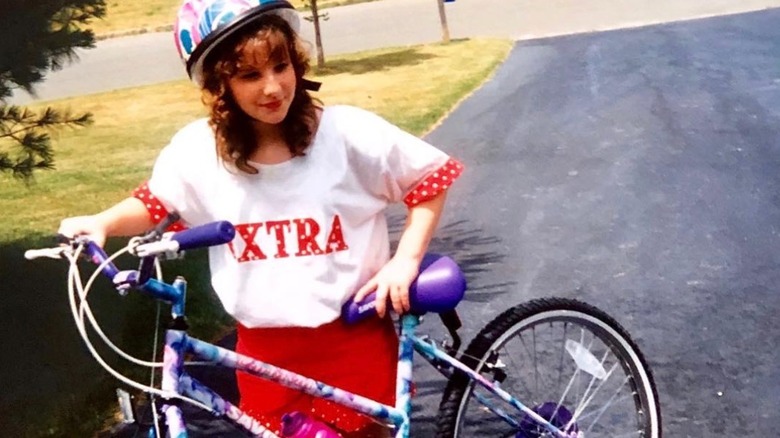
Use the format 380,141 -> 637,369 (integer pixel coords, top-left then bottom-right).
565,339 -> 607,380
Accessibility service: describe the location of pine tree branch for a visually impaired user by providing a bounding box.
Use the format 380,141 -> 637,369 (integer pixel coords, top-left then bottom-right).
0,1 -> 104,180
0,106 -> 91,139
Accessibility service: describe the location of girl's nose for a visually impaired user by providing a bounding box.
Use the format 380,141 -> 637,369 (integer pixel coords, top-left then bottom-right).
263,75 -> 282,96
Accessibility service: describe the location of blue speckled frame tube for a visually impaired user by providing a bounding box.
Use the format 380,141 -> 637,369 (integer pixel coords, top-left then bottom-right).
155,322 -> 568,438
394,314 -> 419,437
410,334 -> 571,438
160,330 -> 410,437
145,286 -> 561,437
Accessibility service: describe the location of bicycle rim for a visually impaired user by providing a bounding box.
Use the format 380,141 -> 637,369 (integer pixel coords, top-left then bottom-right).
437,298 -> 661,438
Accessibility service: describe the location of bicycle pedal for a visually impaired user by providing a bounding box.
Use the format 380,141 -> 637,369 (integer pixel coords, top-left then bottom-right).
485,356 -> 507,383
485,355 -> 506,369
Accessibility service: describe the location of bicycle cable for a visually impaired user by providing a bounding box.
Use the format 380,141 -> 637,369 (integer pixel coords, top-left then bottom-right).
65,243 -> 214,413
74,241 -> 215,368
74,243 -> 165,367
149,298 -> 163,438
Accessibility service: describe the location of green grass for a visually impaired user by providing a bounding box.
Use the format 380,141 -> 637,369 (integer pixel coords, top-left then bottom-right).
0,38 -> 512,437
89,0 -> 181,35
89,0 -> 378,36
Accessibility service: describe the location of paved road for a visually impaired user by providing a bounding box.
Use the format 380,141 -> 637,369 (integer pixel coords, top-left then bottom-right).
8,0 -> 780,104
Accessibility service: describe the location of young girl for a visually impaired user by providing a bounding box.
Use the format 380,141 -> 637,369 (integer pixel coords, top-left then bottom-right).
58,0 -> 463,435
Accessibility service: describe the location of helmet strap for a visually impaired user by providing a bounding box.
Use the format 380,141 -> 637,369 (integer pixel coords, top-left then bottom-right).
301,78 -> 322,92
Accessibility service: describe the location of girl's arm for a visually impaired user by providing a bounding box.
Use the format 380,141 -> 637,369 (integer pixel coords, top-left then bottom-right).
354,190 -> 448,317
58,197 -> 156,247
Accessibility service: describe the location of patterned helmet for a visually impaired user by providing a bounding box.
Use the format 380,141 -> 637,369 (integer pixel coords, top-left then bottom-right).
174,0 -> 300,84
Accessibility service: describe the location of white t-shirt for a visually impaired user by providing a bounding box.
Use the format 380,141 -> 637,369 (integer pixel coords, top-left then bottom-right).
145,105 -> 460,328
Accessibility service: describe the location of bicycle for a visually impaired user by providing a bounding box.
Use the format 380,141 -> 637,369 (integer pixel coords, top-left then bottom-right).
26,219 -> 662,437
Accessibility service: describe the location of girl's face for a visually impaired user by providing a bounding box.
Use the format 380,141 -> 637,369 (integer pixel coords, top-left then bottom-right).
227,41 -> 297,129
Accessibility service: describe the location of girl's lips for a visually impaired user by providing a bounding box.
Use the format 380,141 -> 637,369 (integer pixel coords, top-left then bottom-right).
261,100 -> 282,110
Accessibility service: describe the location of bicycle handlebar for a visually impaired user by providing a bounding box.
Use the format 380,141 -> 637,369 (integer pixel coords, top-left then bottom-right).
27,221 -> 236,283
134,221 -> 235,257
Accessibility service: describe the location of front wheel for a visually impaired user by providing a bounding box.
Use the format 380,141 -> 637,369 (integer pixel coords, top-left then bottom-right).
436,298 -> 661,437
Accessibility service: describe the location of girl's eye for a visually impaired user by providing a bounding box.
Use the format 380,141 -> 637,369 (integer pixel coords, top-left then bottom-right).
274,62 -> 289,73
239,70 -> 260,80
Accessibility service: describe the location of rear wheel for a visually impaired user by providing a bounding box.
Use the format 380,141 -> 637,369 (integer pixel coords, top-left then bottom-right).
436,298 -> 661,437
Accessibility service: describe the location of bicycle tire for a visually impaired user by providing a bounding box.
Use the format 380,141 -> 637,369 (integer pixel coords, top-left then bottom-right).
435,297 -> 661,438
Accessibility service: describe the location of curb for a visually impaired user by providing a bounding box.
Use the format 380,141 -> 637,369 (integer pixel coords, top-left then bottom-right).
95,24 -> 174,41
91,0 -> 376,41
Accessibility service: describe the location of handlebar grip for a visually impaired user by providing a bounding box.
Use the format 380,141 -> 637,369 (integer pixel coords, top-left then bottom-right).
24,247 -> 65,260
171,221 -> 236,250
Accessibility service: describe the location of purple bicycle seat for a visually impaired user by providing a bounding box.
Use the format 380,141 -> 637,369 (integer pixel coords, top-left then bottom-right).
341,253 -> 467,324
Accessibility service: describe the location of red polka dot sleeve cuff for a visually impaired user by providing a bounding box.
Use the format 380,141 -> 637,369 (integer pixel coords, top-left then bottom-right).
403,158 -> 464,207
132,182 -> 187,232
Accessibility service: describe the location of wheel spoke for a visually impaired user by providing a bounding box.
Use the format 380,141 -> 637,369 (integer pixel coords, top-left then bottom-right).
566,360 -> 620,431
579,389 -> 636,431
436,298 -> 660,438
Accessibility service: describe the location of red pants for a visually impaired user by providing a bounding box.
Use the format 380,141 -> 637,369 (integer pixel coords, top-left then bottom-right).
236,316 -> 399,434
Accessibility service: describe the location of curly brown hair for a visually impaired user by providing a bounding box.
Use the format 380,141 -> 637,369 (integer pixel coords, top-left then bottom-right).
200,14 -> 321,174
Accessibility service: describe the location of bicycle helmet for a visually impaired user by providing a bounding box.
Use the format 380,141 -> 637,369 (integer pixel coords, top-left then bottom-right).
174,0 -> 300,85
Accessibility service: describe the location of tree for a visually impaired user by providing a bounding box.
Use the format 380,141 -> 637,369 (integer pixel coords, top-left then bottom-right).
302,0 -> 327,68
436,0 -> 451,43
0,0 -> 106,180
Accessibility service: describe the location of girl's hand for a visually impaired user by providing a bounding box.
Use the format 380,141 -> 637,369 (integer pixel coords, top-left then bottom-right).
56,197 -> 157,247
58,215 -> 109,247
354,256 -> 421,318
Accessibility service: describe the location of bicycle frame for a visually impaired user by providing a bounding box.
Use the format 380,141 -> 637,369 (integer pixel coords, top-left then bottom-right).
28,226 -> 658,438
144,276 -> 572,438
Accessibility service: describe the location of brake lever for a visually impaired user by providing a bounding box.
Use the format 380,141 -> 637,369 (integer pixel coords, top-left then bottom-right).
55,233 -> 72,245
137,212 -> 181,244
